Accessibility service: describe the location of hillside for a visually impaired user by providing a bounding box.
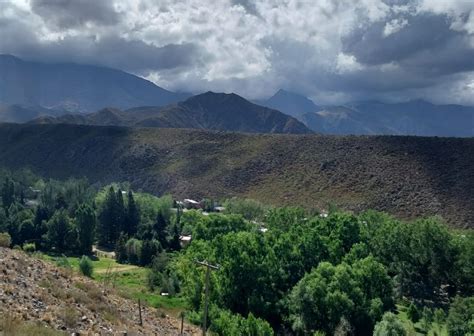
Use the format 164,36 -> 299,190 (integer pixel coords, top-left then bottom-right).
0,123 -> 472,228
0,247 -> 198,335
0,104 -> 65,123
0,55 -> 188,113
31,92 -> 312,134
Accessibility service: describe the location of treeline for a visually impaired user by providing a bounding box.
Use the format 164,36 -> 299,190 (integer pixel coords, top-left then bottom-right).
0,169 -> 181,263
0,169 -> 473,335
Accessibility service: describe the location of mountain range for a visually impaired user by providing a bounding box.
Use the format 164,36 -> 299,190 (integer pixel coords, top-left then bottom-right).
260,91 -> 474,137
0,54 -> 187,112
1,54 -> 474,137
31,92 -> 311,134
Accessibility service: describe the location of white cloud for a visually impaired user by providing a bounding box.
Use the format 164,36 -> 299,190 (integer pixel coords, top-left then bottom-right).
383,18 -> 408,37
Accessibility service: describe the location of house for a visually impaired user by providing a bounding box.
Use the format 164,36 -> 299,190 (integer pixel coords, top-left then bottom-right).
183,199 -> 201,209
179,235 -> 192,247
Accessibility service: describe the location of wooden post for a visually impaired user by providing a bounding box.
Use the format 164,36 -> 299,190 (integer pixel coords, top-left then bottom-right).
138,298 -> 143,326
194,260 -> 219,336
180,312 -> 185,336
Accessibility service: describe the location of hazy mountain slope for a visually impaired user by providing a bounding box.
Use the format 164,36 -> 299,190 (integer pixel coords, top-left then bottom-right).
259,89 -> 320,118
0,55 -> 188,112
0,104 -> 65,123
31,92 -> 312,134
0,123 -> 472,228
302,100 -> 474,136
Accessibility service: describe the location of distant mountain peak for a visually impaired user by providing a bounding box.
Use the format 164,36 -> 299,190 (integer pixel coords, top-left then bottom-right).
260,89 -> 320,118
0,55 -> 189,113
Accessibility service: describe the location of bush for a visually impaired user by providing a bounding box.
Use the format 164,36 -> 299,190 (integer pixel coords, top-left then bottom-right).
0,232 -> 11,247
79,255 -> 94,277
22,242 -> 36,253
446,296 -> 474,336
407,303 -> 421,323
373,312 -> 406,336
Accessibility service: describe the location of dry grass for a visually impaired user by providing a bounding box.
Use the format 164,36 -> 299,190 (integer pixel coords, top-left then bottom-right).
0,312 -> 65,336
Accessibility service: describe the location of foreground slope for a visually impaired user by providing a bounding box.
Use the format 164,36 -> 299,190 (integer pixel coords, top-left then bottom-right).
0,123 -> 472,228
0,247 -> 198,335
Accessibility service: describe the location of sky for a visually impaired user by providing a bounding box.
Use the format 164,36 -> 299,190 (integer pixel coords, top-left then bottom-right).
1,0 -> 474,105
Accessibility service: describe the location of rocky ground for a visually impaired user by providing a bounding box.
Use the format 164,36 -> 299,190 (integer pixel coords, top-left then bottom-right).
0,247 -> 200,335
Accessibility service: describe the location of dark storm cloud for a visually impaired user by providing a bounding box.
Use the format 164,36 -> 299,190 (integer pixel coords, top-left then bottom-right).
30,0 -> 121,28
342,13 -> 474,77
0,15 -> 200,73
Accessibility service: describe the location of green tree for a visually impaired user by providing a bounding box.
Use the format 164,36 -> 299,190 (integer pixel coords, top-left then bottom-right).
373,312 -> 406,336
1,177 -> 15,212
79,255 -> 94,277
446,296 -> 474,336
407,303 -> 420,323
46,210 -> 75,252
76,204 -> 96,255
139,239 -> 161,266
154,210 -> 168,249
116,188 -> 125,233
115,233 -> 128,264
289,257 -> 393,335
125,190 -> 140,236
98,186 -> 119,247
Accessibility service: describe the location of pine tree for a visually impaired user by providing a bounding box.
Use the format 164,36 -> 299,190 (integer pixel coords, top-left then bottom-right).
126,191 -> 140,236
115,233 -> 128,264
154,210 -> 168,249
116,188 -> 125,234
98,186 -> 118,247
76,204 -> 96,255
1,177 -> 15,211
169,223 -> 181,251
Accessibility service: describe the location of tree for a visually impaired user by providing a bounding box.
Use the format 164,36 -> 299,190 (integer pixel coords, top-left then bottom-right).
79,255 -> 94,277
1,177 -> 15,212
116,188 -> 125,233
169,223 -> 181,251
125,191 -> 140,236
115,233 -> 128,264
288,258 -> 393,335
139,239 -> 161,266
154,210 -> 168,249
98,186 -> 119,247
446,296 -> 474,336
46,210 -> 75,252
76,204 -> 96,255
373,312 -> 406,336
407,303 -> 420,323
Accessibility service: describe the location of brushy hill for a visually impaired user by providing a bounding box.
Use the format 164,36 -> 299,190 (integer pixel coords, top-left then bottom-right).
0,247 -> 199,335
0,123 -> 473,228
30,92 -> 312,134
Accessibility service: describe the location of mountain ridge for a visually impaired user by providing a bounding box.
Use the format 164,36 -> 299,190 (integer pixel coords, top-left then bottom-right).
30,92 -> 312,134
0,54 -> 188,113
0,123 -> 472,228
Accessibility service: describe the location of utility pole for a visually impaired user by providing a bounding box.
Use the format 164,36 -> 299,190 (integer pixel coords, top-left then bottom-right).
195,260 -> 220,336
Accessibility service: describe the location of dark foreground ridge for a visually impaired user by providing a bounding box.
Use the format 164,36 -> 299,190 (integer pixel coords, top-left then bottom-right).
0,123 -> 472,228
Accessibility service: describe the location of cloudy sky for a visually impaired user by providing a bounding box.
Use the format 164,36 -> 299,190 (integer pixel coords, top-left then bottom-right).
2,0 -> 474,105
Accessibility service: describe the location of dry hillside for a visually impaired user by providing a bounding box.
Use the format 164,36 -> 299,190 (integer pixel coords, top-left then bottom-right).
0,247 -> 199,335
0,123 -> 473,228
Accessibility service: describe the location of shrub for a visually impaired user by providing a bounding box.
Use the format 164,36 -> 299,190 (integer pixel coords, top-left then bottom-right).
0,232 -> 11,247
79,255 -> 94,277
407,303 -> 421,323
373,312 -> 406,336
22,242 -> 36,253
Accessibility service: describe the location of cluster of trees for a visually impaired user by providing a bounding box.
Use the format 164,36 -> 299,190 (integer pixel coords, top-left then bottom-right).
173,208 -> 474,335
1,169 -> 473,335
0,170 -> 180,265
